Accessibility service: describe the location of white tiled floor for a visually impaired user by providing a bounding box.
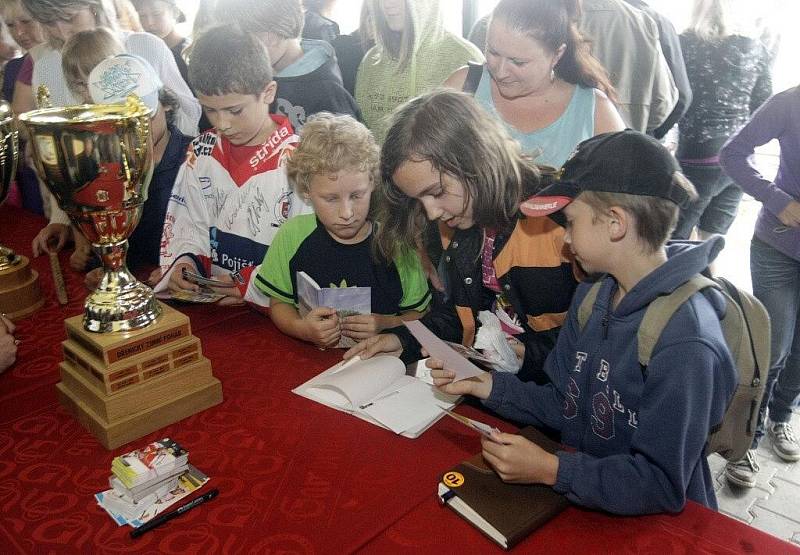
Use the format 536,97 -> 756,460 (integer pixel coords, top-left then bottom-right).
710,194 -> 800,546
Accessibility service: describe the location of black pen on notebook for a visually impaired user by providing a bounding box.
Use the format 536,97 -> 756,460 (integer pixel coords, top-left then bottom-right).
130,488 -> 219,539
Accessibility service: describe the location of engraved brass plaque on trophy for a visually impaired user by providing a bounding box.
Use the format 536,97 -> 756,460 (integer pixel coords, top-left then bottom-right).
20,98 -> 221,449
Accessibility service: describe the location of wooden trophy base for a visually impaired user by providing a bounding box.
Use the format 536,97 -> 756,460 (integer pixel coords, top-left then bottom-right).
0,254 -> 44,320
56,302 -> 223,449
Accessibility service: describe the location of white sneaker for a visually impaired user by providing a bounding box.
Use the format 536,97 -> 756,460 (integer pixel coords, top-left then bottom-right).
725,450 -> 760,488
768,420 -> 800,462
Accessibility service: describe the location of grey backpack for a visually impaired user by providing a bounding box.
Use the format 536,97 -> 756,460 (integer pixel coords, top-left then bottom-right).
577,275 -> 770,461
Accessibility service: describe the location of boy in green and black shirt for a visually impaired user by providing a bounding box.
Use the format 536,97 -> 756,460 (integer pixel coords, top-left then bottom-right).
255,113 -> 430,348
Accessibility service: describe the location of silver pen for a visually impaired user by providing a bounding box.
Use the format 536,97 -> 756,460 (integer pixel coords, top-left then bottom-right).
359,390 -> 401,409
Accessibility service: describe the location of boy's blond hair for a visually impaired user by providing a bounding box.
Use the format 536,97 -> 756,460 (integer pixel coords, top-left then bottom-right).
62,28 -> 124,100
287,113 -> 379,196
580,173 -> 698,253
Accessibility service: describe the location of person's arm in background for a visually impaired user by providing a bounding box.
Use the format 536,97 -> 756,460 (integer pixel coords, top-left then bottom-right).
11,53 -> 33,117
30,196 -> 73,256
646,38 -> 679,134
594,89 -> 627,134
720,90 -> 798,226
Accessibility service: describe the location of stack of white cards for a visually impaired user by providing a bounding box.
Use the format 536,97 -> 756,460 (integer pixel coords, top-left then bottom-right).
95,438 -> 209,527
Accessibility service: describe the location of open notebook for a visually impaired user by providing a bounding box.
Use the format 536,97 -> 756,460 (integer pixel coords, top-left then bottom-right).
293,356 -> 459,438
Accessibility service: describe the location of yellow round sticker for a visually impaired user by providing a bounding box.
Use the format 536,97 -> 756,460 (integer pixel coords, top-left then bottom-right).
443,471 -> 465,488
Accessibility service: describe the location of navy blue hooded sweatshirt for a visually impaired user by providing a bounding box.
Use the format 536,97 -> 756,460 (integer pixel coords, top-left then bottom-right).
485,237 -> 737,515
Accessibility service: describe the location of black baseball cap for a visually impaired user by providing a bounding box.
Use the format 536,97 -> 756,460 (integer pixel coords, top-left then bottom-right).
520,130 -> 691,218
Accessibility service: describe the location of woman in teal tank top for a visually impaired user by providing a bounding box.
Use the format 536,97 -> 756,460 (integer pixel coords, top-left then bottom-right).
445,0 -> 624,168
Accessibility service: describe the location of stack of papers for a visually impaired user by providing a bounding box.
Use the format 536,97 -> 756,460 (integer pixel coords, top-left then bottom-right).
96,438 -> 209,527
111,438 -> 188,489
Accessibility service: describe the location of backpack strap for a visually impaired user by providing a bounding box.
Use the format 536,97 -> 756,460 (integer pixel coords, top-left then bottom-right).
637,275 -> 718,366
577,281 -> 603,332
462,62 -> 484,95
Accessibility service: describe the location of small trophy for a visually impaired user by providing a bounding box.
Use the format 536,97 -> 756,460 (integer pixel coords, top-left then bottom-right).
0,100 -> 45,319
19,96 -> 221,449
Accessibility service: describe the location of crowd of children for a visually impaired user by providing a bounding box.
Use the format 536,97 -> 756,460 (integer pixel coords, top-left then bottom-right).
3,0 -> 799,522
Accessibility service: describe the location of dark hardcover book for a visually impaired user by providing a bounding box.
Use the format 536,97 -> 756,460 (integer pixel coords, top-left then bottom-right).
438,426 -> 570,549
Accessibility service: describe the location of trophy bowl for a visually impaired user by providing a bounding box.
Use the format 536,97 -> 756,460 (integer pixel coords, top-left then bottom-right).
0,99 -> 20,271
18,97 -> 161,332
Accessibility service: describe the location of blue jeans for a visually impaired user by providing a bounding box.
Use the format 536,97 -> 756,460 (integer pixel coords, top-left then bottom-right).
673,164 -> 743,239
751,237 -> 800,447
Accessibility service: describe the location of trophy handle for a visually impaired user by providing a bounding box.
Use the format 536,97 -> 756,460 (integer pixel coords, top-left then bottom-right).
126,96 -> 153,204
36,85 -> 52,109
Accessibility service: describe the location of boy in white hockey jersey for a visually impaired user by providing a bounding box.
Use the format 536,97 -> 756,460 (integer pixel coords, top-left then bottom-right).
156,24 -> 310,305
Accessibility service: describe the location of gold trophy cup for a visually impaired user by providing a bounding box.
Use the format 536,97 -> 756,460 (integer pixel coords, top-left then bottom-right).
20,97 -> 160,332
0,99 -> 44,319
19,98 -> 221,449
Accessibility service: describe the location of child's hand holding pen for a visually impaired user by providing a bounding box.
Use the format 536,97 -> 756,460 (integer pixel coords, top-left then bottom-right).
481,432 -> 559,486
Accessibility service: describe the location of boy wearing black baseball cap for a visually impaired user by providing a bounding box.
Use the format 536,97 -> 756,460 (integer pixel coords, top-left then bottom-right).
432,130 -> 738,514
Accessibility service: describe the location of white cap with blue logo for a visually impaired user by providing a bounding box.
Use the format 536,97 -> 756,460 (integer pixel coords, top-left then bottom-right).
88,54 -> 162,114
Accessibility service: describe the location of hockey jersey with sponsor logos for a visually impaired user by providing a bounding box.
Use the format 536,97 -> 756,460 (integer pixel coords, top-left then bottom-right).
156,115 -> 312,303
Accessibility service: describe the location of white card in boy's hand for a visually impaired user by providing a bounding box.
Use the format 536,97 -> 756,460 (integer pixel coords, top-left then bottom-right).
403,320 -> 485,382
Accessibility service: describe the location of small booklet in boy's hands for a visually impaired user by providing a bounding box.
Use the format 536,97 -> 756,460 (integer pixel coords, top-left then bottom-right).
293,355 -> 459,438
296,271 -> 371,348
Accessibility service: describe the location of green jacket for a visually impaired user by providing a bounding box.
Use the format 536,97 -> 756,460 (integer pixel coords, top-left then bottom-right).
355,0 -> 483,142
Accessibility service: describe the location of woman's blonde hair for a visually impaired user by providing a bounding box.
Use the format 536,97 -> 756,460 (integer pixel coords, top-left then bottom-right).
113,0 -> 142,32
375,89 -> 540,261
688,0 -> 733,41
287,112 -> 380,197
61,27 -> 124,100
22,0 -> 120,48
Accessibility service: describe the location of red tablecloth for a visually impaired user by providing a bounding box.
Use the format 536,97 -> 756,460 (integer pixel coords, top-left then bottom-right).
1,206 -> 797,554
362,496 -> 795,554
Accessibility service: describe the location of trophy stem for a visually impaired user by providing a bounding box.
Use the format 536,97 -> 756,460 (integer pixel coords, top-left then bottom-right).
84,239 -> 161,333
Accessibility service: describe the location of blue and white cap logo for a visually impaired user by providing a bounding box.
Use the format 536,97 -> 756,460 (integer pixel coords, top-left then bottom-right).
88,54 -> 162,113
